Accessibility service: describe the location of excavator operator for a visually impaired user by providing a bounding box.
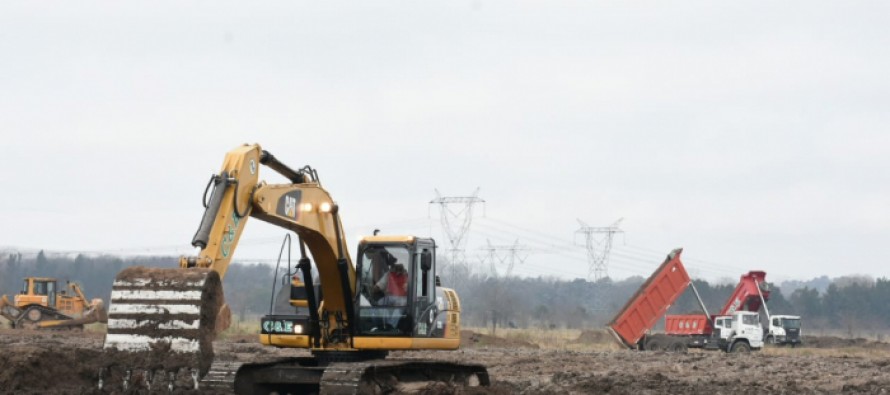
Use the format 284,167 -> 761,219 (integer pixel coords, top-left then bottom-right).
374,262 -> 409,329
375,263 -> 409,306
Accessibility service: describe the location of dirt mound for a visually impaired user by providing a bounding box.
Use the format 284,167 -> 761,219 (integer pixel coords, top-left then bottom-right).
0,345 -> 104,394
802,335 -> 890,350
572,329 -> 612,345
460,330 -> 539,349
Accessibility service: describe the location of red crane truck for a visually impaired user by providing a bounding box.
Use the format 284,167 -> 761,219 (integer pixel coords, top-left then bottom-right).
607,249 -> 765,353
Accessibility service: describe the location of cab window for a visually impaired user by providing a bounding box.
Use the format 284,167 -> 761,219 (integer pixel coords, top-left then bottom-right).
34,281 -> 48,295
357,245 -> 411,336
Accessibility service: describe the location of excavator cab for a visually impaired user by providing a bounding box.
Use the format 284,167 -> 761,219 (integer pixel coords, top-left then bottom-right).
355,236 -> 437,336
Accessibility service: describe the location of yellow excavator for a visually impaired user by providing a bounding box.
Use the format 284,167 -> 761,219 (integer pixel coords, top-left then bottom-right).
0,277 -> 107,330
101,143 -> 488,393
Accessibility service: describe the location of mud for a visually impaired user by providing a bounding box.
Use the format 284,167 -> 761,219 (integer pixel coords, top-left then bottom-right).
460,330 -> 539,349
572,329 -> 613,344
2,329 -> 890,394
802,335 -> 890,350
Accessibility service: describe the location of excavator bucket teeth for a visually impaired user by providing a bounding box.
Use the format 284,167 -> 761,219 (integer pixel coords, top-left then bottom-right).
103,267 -> 223,376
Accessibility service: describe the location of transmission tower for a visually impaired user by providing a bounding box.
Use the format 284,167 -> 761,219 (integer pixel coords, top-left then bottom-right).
575,218 -> 624,281
480,239 -> 530,278
429,188 -> 485,277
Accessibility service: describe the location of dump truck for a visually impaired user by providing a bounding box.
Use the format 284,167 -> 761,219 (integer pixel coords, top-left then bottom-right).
664,270 -> 803,348
607,249 -> 764,353
0,277 -> 107,330
765,314 -> 802,346
664,270 -> 771,348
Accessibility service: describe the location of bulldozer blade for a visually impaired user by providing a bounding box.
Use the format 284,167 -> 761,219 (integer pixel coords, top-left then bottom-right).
103,266 -> 223,376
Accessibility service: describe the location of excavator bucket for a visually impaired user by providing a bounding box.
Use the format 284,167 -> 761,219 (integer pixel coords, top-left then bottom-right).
103,266 -> 223,381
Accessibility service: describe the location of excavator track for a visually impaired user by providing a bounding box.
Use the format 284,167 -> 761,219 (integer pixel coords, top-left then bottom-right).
199,360 -> 244,393
234,358 -> 490,394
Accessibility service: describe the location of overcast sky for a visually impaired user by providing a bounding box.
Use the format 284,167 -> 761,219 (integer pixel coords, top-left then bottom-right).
2,1 -> 889,283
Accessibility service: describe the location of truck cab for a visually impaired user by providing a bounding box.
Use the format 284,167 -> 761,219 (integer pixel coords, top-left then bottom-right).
766,315 -> 802,346
711,312 -> 764,352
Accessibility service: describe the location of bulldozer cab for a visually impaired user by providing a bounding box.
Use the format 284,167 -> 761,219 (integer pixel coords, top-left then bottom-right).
17,277 -> 57,309
356,236 -> 437,336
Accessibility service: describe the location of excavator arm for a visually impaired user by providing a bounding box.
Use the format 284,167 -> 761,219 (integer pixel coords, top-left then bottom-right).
103,144 -> 355,376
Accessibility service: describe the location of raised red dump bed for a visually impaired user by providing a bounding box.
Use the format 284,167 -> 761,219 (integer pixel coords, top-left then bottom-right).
607,248 -> 691,349
665,314 -> 712,335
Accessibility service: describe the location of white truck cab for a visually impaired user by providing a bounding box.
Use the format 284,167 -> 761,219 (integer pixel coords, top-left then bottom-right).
766,315 -> 802,346
713,312 -> 764,352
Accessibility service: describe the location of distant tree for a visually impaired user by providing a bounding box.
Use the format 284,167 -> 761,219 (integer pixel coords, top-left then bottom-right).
35,250 -> 48,273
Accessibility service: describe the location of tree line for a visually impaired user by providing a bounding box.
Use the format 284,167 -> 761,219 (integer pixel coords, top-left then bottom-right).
1,251 -> 887,335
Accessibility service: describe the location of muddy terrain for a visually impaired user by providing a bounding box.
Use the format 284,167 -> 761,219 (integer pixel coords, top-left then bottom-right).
1,329 -> 889,394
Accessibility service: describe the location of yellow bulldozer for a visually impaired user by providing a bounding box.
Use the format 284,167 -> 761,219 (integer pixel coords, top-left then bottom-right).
0,277 -> 107,330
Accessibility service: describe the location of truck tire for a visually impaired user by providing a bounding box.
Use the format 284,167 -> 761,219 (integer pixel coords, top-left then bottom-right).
668,341 -> 688,353
765,336 -> 775,345
645,337 -> 663,351
731,341 -> 751,353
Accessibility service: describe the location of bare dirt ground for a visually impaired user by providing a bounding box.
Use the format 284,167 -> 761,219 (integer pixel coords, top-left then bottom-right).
1,328 -> 890,394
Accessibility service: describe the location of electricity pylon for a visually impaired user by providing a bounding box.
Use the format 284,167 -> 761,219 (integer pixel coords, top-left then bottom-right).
429,188 -> 485,278
575,218 -> 623,281
480,239 -> 530,278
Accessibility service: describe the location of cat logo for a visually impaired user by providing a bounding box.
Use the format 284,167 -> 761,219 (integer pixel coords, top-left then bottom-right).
284,195 -> 297,218
276,191 -> 302,220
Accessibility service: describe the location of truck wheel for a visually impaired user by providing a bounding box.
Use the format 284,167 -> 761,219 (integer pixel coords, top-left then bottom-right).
646,338 -> 663,351
731,341 -> 751,353
765,336 -> 775,345
668,341 -> 688,353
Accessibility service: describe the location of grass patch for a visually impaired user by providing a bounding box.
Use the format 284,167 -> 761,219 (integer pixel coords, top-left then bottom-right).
219,315 -> 262,340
